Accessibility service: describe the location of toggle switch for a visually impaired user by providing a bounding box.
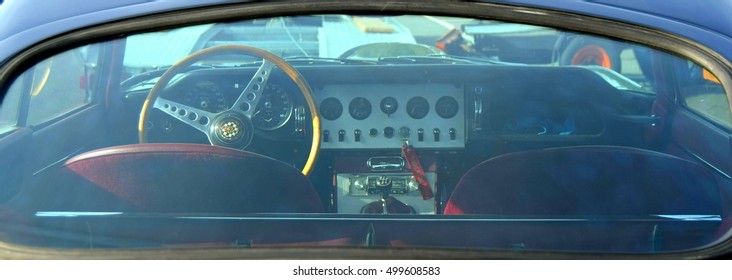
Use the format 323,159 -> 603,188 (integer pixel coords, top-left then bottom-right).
417,128 -> 424,142
354,129 -> 361,142
338,129 -> 346,142
323,130 -> 330,142
449,128 -> 456,140
433,128 -> 440,142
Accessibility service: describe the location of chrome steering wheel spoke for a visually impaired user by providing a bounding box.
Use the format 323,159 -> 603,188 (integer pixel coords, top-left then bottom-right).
153,96 -> 216,135
231,60 -> 275,118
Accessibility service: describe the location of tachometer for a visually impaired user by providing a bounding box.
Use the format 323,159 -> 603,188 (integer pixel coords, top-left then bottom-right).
251,84 -> 293,130
183,81 -> 228,113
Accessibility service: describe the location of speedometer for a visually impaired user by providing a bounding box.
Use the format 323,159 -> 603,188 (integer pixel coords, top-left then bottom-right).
183,81 -> 227,113
251,84 -> 293,130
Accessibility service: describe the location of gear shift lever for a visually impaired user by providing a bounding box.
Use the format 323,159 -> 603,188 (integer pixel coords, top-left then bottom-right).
375,176 -> 393,214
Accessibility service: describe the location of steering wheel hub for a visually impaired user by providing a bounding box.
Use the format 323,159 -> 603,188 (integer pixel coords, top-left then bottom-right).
209,113 -> 253,148
220,121 -> 240,139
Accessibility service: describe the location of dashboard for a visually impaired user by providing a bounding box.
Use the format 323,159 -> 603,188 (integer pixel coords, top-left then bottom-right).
128,64 -> 625,149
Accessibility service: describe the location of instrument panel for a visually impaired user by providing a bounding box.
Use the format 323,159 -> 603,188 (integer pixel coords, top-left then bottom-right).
176,79 -> 294,131
316,83 -> 465,149
149,65 -> 607,151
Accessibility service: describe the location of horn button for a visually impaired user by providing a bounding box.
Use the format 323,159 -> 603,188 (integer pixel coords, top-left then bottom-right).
209,113 -> 254,148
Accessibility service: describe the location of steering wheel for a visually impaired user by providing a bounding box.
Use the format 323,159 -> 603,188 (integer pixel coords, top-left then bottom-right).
138,45 -> 321,175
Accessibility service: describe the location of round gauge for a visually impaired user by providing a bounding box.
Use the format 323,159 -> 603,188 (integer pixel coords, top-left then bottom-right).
380,97 -> 398,115
406,96 -> 429,119
319,97 -> 343,120
251,84 -> 293,130
349,97 -> 372,120
183,81 -> 228,113
435,96 -> 459,119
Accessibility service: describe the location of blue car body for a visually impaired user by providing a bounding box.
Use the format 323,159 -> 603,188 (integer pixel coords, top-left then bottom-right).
1,0 -> 732,64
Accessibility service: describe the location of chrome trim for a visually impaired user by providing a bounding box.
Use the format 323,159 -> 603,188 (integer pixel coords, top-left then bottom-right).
35,212 -> 123,217
367,156 -> 405,171
655,215 -> 722,221
32,147 -> 85,176
681,147 -> 731,179
34,212 -> 722,222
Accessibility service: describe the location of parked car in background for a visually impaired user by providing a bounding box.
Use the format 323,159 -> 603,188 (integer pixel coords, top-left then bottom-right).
1,0 -> 732,259
436,20 -> 714,92
123,15 -> 418,75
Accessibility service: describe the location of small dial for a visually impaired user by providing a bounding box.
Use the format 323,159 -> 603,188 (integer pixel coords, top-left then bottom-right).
183,81 -> 227,113
406,96 -> 429,119
435,96 -> 459,119
380,97 -> 398,115
349,97 -> 372,120
251,84 -> 293,130
319,97 -> 343,120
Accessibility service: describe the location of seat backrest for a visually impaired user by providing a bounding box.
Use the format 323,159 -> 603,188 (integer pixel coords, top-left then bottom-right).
445,146 -> 722,216
54,143 -> 323,213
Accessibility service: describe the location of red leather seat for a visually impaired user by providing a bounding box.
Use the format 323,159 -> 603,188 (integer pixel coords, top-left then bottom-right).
52,143 -> 323,213
445,146 -> 722,216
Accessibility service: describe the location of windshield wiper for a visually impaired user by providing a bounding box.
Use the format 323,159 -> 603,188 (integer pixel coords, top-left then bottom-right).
121,64 -> 220,89
283,56 -> 378,65
377,54 -> 517,65
120,61 -> 267,89
285,55 -> 509,66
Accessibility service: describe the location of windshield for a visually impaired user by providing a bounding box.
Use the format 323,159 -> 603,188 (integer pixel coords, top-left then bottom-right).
0,14 -> 730,256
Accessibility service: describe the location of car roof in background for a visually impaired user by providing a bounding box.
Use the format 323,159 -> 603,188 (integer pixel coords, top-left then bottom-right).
0,0 -> 731,63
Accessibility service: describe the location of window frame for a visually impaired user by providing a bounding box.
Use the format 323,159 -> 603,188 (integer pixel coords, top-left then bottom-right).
0,46 -> 102,134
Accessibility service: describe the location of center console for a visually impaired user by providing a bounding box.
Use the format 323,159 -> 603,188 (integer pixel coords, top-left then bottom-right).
314,83 -> 463,214
333,155 -> 437,214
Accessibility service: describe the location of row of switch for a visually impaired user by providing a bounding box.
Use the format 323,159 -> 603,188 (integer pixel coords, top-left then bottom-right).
323,127 -> 458,142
